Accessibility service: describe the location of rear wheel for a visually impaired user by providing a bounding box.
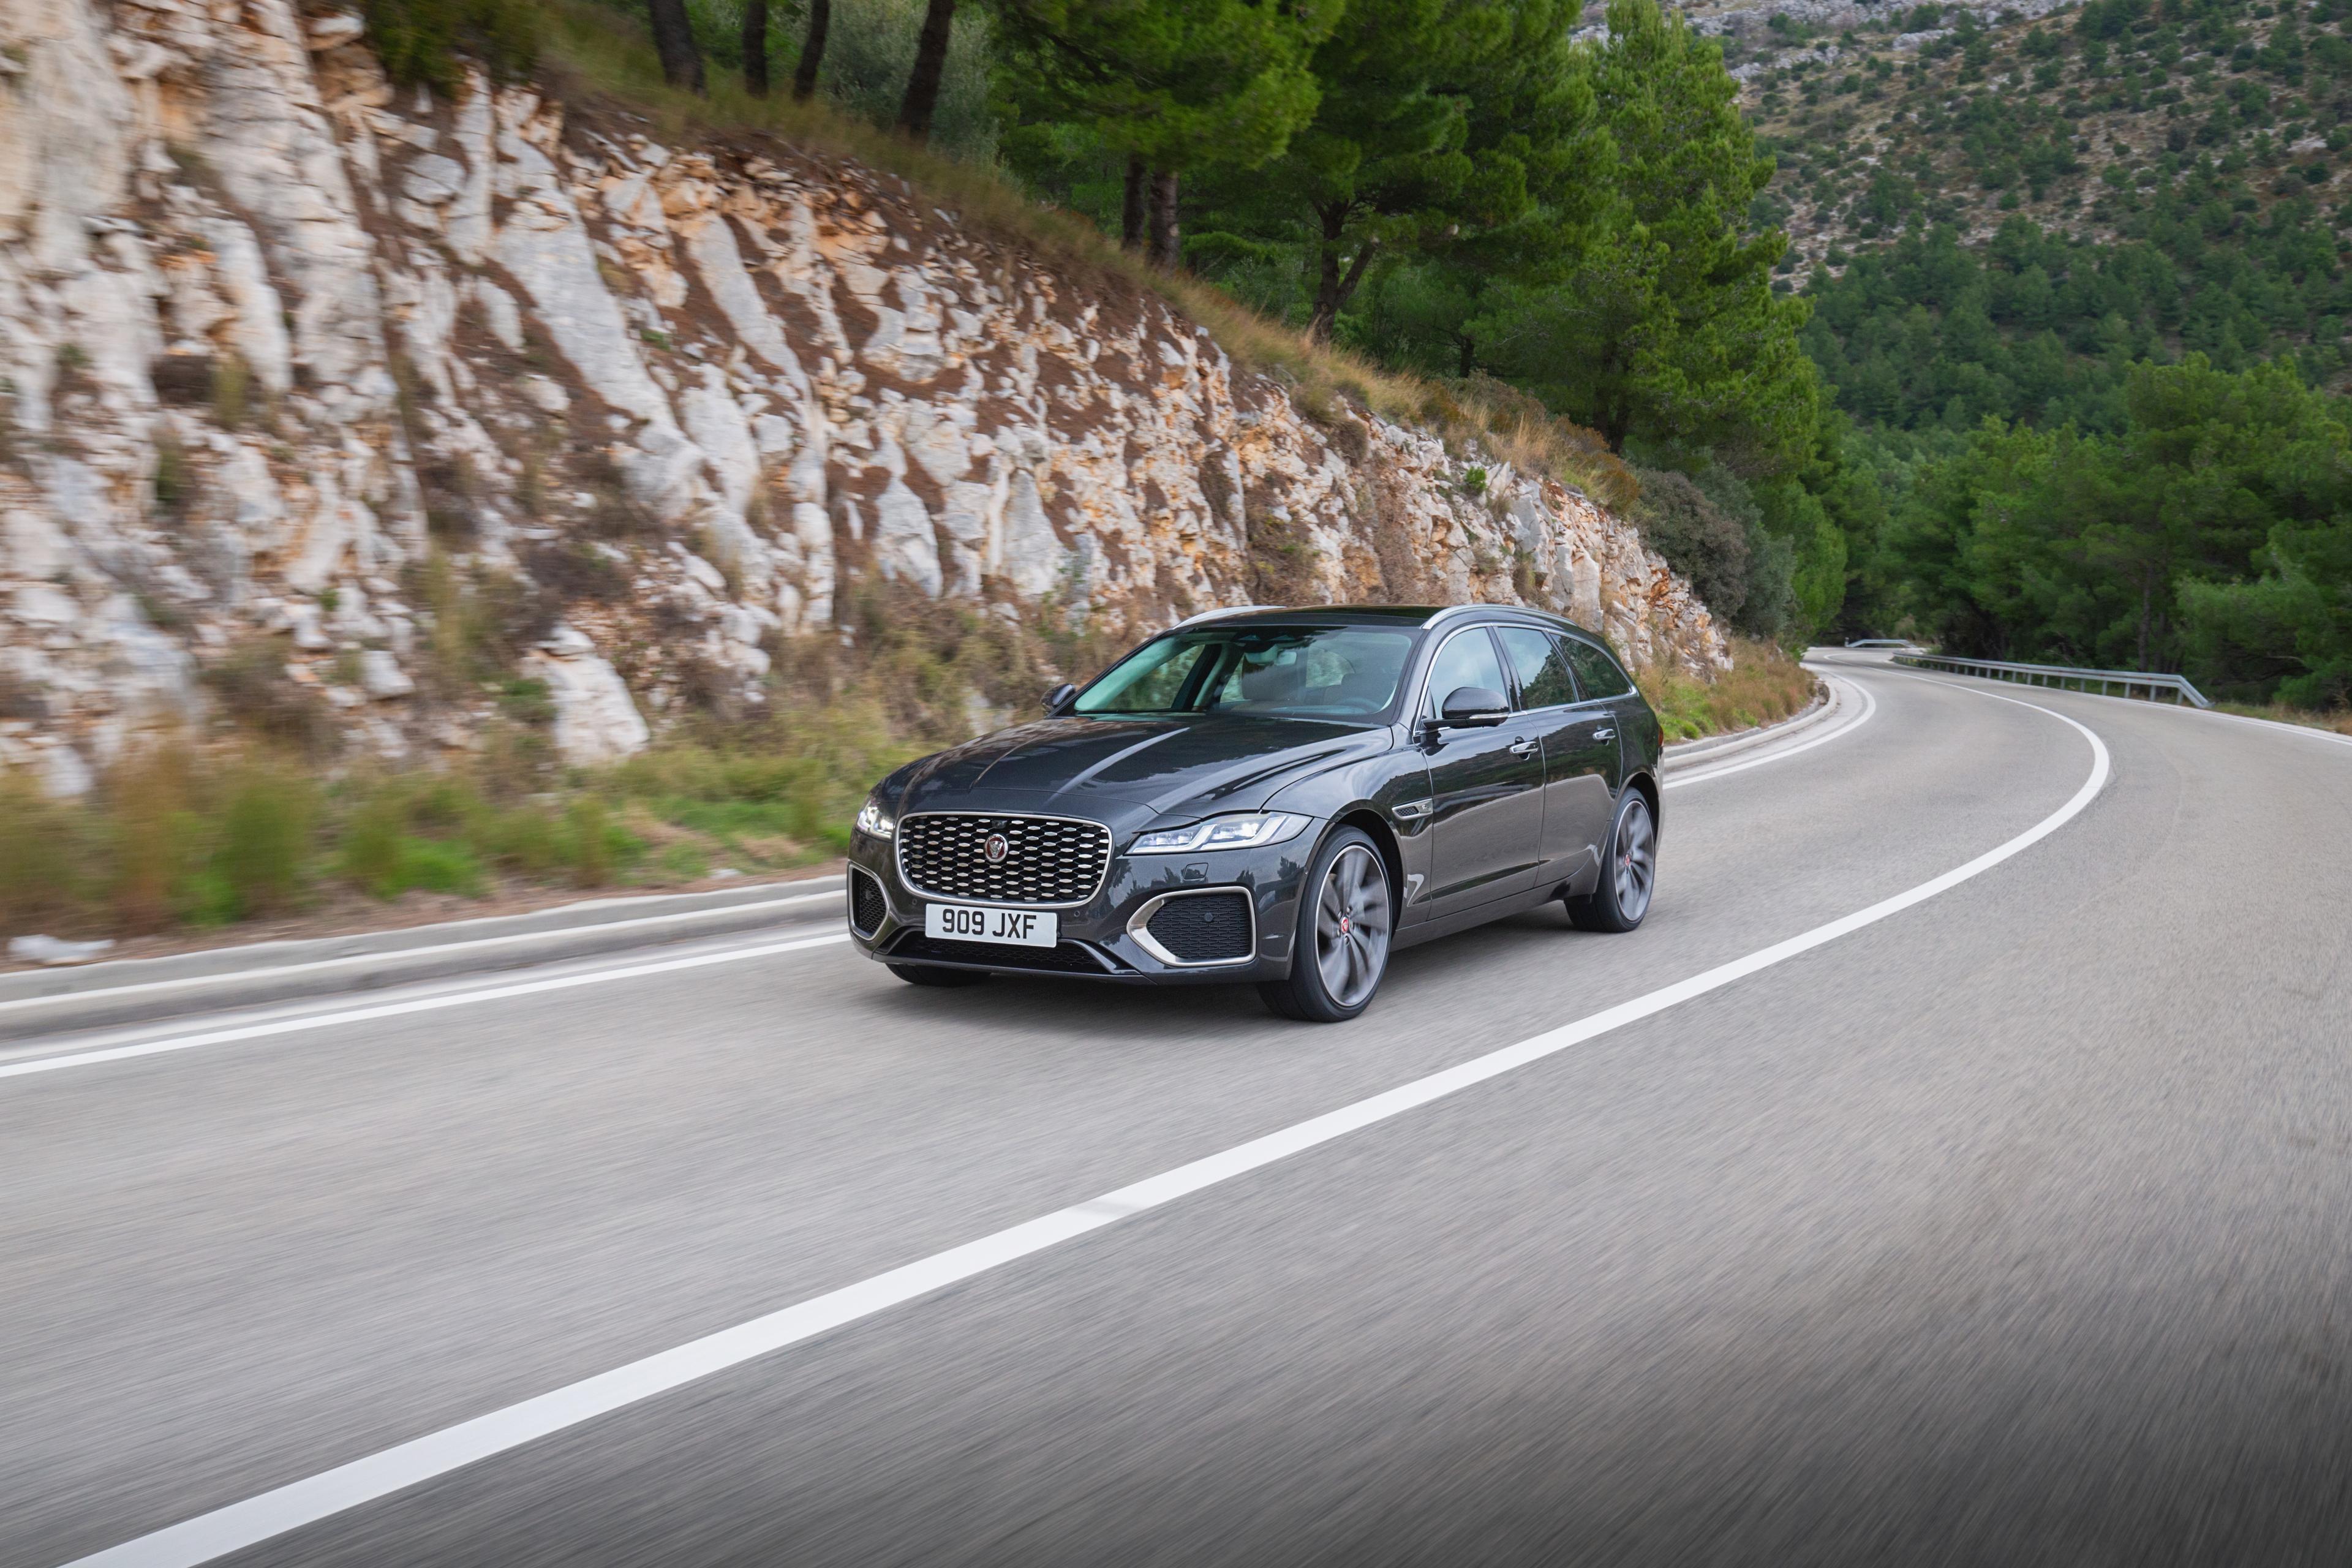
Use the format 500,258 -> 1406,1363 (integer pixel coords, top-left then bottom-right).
888,963 -> 989,987
1567,791 -> 1656,933
1259,827 -> 1393,1022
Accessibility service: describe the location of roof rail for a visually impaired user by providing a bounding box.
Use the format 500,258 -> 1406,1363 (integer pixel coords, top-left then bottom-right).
1171,603 -> 1280,629
1421,604 -> 1491,628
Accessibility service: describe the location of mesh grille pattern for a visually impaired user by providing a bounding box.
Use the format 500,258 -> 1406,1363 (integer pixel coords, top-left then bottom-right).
896,813 -> 1111,905
1145,891 -> 1254,963
848,869 -> 887,936
888,934 -> 1113,973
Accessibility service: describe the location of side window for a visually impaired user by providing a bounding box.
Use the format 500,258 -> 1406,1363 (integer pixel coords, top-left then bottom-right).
1561,635 -> 1635,699
1422,629 -> 1509,717
1495,627 -> 1577,709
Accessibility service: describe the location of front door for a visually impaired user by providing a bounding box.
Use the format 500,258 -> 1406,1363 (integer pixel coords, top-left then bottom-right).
1494,625 -> 1616,894
1417,627 -> 1545,917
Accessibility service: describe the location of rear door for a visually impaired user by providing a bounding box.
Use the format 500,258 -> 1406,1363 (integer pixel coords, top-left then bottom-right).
1417,627 -> 1545,917
1558,633 -> 1637,807
1494,625 -> 1615,893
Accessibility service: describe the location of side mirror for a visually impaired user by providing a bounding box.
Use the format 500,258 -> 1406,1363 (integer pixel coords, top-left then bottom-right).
1042,682 -> 1078,714
1438,685 -> 1509,729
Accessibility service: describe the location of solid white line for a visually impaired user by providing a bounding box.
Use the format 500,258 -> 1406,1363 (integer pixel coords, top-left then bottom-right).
1665,674 -> 1877,789
0,933 -> 851,1082
59,679 -> 2111,1568
0,886 -> 843,1020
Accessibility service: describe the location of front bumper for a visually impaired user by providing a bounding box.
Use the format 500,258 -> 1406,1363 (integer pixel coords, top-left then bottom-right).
844,822 -> 1319,984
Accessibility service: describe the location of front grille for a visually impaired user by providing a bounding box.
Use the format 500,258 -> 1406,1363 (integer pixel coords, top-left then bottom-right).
888,933 -> 1114,974
895,813 -> 1111,905
1145,891 -> 1254,963
847,868 -> 887,936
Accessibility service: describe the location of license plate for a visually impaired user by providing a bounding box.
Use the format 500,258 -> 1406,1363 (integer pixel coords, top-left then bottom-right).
924,903 -> 1059,948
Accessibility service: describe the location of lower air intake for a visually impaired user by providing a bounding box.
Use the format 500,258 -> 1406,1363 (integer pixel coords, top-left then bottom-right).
1145,890 -> 1254,963
848,869 -> 887,937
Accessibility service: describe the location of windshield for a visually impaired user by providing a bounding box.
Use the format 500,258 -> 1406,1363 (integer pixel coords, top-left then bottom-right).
1075,625 -> 1417,719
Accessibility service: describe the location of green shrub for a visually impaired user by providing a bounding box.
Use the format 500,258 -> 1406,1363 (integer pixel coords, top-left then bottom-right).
366,0 -> 541,90
0,776 -> 97,936
657,841 -> 710,881
564,796 -> 617,887
216,761 -> 315,921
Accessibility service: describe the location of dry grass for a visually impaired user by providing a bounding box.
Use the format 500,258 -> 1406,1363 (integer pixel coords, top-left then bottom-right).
1639,637 -> 1822,743
535,2 -> 1637,510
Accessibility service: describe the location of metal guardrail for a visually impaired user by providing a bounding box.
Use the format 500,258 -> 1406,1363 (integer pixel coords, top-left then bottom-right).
1893,652 -> 2212,708
1844,638 -> 1914,649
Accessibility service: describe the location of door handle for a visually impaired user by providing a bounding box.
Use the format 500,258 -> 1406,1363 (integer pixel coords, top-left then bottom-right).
1591,728 -> 1614,741
1509,738 -> 1537,756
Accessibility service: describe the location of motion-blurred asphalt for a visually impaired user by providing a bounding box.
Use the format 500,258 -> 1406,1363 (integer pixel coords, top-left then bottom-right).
8,652 -> 2352,1566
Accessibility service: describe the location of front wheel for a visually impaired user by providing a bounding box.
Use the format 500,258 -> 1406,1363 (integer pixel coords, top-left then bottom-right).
1259,827 -> 1393,1022
1567,791 -> 1656,933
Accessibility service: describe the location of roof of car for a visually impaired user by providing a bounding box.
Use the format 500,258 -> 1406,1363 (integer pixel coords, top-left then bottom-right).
1177,603 -> 1591,634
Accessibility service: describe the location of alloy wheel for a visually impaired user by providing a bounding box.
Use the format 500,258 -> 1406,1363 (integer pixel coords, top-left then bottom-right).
1613,797 -> 1656,923
1314,843 -> 1392,1009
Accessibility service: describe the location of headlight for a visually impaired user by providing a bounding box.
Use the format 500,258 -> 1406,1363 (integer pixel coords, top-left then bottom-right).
854,794 -> 895,840
1129,812 -> 1310,854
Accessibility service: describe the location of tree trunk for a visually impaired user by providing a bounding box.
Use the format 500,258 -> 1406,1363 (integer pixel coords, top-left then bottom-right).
647,0 -> 704,92
1121,154 -> 1147,252
791,0 -> 830,101
1600,408 -> 1632,451
741,0 -> 769,96
1455,331 -> 1476,379
1307,236 -> 1378,341
1147,169 -> 1181,270
896,0 -> 957,142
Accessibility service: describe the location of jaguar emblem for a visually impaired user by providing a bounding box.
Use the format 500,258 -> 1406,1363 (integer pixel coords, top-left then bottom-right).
984,833 -> 1010,864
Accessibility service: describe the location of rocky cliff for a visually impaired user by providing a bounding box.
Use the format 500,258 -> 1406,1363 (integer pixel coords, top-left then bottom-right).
0,0 -> 1729,790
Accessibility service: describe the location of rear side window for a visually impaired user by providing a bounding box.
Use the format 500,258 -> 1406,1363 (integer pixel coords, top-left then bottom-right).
1422,629 -> 1509,717
1495,627 -> 1577,709
1560,635 -> 1634,699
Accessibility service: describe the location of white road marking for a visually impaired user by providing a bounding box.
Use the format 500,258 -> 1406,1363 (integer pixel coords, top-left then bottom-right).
0,932 -> 851,1082
59,676 -> 2110,1568
0,884 -> 843,1025
1665,674 -> 1877,789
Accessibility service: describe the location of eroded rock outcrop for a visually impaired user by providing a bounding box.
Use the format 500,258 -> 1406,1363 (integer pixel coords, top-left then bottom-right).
0,0 -> 1727,786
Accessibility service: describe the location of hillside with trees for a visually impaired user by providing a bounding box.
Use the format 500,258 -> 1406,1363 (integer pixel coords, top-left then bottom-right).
596,0 -> 2342,712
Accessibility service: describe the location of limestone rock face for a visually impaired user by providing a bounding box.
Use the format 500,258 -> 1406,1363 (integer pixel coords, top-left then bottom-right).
0,0 -> 1727,777
526,625 -> 649,765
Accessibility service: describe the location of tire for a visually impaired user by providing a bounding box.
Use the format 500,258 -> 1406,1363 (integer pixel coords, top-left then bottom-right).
888,963 -> 989,987
1567,790 -> 1656,933
1259,827 -> 1393,1022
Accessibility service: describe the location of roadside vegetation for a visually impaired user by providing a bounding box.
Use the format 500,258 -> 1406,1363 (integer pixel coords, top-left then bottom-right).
1640,638 -> 1822,741
0,584 -> 1116,947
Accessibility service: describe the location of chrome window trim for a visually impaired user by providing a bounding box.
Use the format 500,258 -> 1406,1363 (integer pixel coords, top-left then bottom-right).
1126,886 -> 1259,968
1491,623 -> 1586,714
1558,629 -> 1637,700
894,809 -> 1114,909
1411,623 -> 1512,723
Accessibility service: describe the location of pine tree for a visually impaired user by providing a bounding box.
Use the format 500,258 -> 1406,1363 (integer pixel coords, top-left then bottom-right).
995,0 -> 1341,269
1471,0 -> 1813,466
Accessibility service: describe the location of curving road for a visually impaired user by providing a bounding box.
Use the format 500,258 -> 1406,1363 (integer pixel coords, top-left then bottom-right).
7,652 -> 2352,1567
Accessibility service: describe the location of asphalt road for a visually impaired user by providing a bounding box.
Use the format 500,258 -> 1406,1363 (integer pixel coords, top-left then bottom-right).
9,652 -> 2352,1567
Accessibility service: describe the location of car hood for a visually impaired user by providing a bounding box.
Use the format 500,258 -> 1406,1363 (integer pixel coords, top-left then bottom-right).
897,714 -> 1390,823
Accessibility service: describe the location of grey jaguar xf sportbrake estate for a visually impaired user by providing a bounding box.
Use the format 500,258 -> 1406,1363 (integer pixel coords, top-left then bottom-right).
846,604 -> 1665,1021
